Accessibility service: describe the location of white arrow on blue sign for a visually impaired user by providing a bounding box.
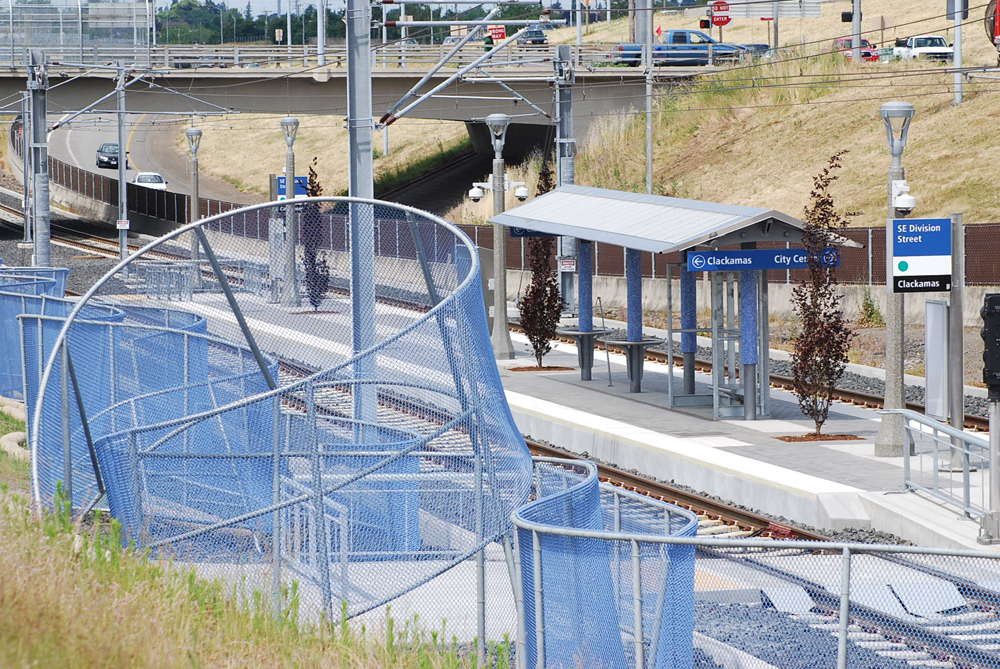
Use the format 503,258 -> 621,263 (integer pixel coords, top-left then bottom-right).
890,218 -> 951,293
687,248 -> 839,272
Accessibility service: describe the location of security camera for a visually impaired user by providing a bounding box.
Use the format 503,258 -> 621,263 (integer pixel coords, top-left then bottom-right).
514,186 -> 530,202
891,180 -> 915,218
468,186 -> 484,202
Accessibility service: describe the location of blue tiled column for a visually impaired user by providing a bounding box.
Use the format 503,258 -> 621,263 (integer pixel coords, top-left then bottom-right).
626,248 -> 642,342
740,269 -> 758,420
578,240 -> 593,333
680,258 -> 697,395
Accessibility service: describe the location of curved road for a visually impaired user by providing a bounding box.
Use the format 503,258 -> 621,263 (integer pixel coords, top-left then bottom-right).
47,112 -> 255,204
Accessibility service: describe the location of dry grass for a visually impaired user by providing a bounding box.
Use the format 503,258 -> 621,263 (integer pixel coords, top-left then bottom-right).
0,477 -> 507,668
189,114 -> 470,198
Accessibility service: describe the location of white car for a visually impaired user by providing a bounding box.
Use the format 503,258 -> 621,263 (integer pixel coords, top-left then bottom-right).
131,172 -> 168,190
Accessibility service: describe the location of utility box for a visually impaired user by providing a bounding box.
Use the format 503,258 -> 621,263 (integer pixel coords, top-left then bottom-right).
925,299 -> 949,420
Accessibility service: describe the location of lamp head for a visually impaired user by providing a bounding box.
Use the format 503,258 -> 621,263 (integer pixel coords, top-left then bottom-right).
879,101 -> 915,162
185,126 -> 202,155
280,116 -> 299,147
484,113 -> 510,157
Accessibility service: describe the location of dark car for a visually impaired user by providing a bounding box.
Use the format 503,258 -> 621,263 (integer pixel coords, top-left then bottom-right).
96,142 -> 119,169
739,43 -> 771,59
517,29 -> 549,46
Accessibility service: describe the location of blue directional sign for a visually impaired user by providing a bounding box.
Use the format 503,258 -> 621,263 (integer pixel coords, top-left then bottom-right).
276,176 -> 308,200
510,227 -> 552,238
891,218 -> 952,293
686,248 -> 840,272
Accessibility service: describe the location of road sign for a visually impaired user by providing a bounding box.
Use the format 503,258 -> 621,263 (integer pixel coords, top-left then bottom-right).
276,176 -> 308,200
510,227 -> 551,238
891,218 -> 952,293
687,248 -> 840,272
488,25 -> 506,41
711,1 -> 731,25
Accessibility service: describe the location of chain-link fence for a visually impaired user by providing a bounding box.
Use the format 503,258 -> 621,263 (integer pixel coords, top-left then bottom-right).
515,457 -> 1000,669
23,198 -> 533,637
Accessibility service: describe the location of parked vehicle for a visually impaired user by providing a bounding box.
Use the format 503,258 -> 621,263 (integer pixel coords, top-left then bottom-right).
517,29 -> 549,46
739,43 -> 771,59
96,142 -> 119,169
893,35 -> 953,61
442,36 -> 463,47
615,30 -> 745,66
131,172 -> 168,191
832,37 -> 880,62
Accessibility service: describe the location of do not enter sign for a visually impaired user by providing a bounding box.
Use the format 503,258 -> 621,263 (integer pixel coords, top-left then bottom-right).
710,0 -> 731,26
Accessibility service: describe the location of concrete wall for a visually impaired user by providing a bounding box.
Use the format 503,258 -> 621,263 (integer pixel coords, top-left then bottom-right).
507,269 -> 999,328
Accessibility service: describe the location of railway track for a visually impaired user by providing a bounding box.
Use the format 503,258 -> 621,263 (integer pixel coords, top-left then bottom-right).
513,323 -> 991,433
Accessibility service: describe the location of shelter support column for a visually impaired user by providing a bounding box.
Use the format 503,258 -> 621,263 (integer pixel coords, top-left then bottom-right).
680,258 -> 697,395
577,240 -> 595,380
740,268 -> 758,420
626,248 -> 643,393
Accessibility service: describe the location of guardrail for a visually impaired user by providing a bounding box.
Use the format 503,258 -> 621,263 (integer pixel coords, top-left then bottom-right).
883,408 -> 992,524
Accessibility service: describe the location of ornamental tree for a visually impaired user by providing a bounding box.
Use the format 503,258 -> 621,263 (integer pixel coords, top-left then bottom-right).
517,159 -> 562,366
302,158 -> 330,312
791,151 -> 857,435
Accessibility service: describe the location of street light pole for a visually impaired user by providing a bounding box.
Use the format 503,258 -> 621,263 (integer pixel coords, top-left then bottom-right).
116,62 -> 128,260
186,126 -> 202,279
281,117 -> 300,307
875,101 -> 915,457
486,113 -> 516,360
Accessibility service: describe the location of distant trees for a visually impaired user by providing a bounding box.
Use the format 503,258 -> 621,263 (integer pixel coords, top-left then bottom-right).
517,159 -> 563,367
791,151 -> 857,436
302,158 -> 330,312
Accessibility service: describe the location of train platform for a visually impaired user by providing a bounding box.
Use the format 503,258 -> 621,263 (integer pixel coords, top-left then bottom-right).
497,316 -> 995,552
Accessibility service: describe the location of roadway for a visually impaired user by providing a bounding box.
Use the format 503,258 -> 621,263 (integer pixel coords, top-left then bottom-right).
47,111 -> 256,204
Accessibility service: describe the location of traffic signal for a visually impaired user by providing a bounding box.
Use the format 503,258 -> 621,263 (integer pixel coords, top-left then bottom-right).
981,294 -> 1000,398
700,18 -> 710,29
842,11 -> 853,22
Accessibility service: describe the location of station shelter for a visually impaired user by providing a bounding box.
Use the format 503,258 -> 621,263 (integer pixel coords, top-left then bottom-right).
491,185 -> 857,421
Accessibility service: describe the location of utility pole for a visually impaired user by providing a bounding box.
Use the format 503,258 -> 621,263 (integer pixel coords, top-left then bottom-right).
116,63 -> 129,260
949,212 -> 965,470
20,92 -> 31,249
317,0 -> 326,65
555,44 -> 576,316
851,0 -> 861,63
286,0 -> 292,54
952,0 -> 964,104
772,0 -> 779,49
28,50 -> 50,268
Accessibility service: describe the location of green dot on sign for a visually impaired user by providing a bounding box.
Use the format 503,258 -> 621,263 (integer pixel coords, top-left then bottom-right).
898,261 -> 909,272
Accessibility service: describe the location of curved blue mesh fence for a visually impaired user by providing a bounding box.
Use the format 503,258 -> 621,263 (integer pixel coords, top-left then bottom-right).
516,460 -> 699,669
4,199 -> 701,664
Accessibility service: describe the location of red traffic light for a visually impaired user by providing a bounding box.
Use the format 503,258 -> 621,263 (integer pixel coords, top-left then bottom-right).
699,19 -> 710,29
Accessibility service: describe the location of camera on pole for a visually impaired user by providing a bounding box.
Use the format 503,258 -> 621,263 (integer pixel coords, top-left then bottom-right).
981,294 -> 1000,399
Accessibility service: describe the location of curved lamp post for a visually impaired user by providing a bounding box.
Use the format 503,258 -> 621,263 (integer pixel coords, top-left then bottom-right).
281,116 -> 300,308
186,126 -> 202,279
485,113 -> 515,360
874,101 -> 914,457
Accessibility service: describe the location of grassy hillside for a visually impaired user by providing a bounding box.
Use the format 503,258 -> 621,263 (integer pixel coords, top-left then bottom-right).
448,1 -> 1000,227
191,115 -> 470,198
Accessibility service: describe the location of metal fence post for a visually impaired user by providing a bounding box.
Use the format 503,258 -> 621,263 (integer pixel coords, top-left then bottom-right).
837,546 -> 852,669
60,340 -> 73,506
532,529 -> 544,669
632,539 -> 645,669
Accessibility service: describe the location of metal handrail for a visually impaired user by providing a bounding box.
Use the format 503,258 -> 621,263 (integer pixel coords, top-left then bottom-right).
881,408 -> 989,520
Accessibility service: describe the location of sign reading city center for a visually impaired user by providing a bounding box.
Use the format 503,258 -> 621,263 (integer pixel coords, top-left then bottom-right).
686,248 -> 840,272
890,218 -> 952,293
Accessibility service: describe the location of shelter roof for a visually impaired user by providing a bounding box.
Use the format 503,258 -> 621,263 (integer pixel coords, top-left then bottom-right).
489,185 -> 812,253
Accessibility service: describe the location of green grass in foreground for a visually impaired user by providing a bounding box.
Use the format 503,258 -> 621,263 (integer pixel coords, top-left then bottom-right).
0,458 -> 511,668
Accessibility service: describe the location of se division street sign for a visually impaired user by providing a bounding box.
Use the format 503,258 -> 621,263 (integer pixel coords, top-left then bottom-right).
891,217 -> 952,293
276,176 -> 308,200
687,248 -> 840,272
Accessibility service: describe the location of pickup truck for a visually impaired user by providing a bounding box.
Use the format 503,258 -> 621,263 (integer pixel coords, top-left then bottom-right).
614,30 -> 746,66
892,35 -> 953,62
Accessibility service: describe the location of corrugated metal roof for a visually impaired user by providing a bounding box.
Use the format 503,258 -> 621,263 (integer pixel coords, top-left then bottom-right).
489,185 -> 805,254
